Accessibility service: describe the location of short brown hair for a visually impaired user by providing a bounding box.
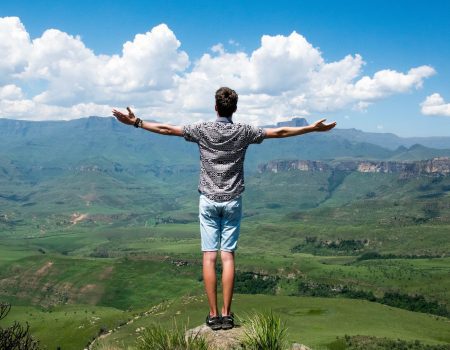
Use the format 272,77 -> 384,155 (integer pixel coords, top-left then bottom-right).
215,87 -> 238,117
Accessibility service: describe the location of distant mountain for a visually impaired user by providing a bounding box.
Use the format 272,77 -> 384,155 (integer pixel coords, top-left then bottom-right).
328,128 -> 450,150
261,118 -> 450,150
1,117 -> 450,174
262,117 -> 309,128
0,116 -> 199,169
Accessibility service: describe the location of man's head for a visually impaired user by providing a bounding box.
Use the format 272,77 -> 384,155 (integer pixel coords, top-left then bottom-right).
215,87 -> 238,118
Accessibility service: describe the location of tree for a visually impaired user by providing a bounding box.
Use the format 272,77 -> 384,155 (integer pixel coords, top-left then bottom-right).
0,302 -> 40,350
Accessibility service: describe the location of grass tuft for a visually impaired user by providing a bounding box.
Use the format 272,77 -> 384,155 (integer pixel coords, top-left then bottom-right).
241,311 -> 288,350
136,320 -> 208,350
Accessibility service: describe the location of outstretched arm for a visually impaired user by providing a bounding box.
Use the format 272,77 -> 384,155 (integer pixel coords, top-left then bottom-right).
264,118 -> 336,138
112,107 -> 183,136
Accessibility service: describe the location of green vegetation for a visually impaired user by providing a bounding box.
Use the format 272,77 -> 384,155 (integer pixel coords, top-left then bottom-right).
235,271 -> 280,295
0,303 -> 40,350
92,294 -> 450,349
136,322 -> 208,350
291,237 -> 367,255
356,251 -> 446,261
241,311 -> 288,350
0,304 -> 128,350
329,335 -> 450,350
296,280 -> 449,317
1,118 -> 450,348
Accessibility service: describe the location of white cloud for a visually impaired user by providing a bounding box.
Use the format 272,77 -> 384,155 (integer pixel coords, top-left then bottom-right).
0,84 -> 23,99
421,93 -> 450,117
350,66 -> 435,100
0,17 -> 31,81
0,16 -> 436,123
211,43 -> 225,55
248,31 -> 324,93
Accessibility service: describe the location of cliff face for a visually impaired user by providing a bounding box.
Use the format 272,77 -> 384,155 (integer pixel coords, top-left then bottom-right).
258,160 -> 331,173
257,157 -> 450,176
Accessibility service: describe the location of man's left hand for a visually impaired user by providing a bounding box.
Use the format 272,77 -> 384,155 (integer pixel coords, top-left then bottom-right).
112,107 -> 137,125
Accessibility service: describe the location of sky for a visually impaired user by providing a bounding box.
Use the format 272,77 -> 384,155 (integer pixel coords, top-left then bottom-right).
1,0 -> 449,137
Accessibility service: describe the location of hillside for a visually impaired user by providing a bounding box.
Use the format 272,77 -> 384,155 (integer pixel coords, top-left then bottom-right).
1,116 -> 449,349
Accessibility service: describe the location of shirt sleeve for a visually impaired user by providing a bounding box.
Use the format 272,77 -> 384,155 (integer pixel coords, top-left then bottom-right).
245,125 -> 266,144
182,123 -> 202,143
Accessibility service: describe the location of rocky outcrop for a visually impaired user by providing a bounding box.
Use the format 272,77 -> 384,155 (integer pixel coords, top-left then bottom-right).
186,324 -> 244,350
258,160 -> 332,173
258,157 -> 450,176
262,117 -> 309,128
186,325 -> 312,350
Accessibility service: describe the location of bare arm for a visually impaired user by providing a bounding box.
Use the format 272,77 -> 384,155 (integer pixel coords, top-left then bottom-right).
264,118 -> 337,138
112,107 -> 183,136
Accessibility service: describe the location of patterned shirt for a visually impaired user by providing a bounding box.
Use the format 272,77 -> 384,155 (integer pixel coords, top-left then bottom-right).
182,118 -> 266,202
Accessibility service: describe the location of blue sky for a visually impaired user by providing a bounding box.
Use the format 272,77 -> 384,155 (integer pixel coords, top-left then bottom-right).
1,0 -> 449,137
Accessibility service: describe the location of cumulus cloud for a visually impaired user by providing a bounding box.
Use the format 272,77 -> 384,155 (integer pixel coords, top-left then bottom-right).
0,16 -> 436,123
0,17 -> 31,80
421,93 -> 450,117
0,84 -> 23,100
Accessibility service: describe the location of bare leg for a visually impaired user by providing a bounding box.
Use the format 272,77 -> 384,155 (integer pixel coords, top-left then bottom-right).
203,251 -> 219,316
220,251 -> 235,316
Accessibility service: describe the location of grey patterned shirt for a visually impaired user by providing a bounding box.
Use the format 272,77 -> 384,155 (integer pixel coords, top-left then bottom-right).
182,118 -> 266,202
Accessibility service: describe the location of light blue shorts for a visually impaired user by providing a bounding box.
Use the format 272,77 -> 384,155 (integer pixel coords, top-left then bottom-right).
199,194 -> 242,252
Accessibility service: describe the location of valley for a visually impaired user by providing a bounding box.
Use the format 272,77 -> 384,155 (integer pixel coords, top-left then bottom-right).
0,117 -> 449,349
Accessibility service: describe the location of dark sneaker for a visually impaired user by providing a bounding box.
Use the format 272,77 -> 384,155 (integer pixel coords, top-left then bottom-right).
221,313 -> 234,330
206,314 -> 222,330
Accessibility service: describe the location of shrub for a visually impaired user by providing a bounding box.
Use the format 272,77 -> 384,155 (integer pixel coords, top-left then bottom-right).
0,302 -> 40,350
241,311 -> 288,350
136,321 -> 207,350
235,271 -> 279,295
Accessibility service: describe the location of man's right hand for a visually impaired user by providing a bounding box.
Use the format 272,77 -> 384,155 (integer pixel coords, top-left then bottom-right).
112,107 -> 137,126
265,118 -> 337,138
310,118 -> 337,132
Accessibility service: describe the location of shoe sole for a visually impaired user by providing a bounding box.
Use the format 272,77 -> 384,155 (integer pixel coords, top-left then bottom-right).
207,324 -> 222,331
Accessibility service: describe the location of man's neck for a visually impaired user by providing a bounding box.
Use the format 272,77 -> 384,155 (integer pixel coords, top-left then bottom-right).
216,116 -> 233,124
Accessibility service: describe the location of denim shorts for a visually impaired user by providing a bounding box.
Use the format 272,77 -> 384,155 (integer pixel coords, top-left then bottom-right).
199,194 -> 242,252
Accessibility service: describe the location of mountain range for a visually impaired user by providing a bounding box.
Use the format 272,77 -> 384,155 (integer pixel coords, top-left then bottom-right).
1,116 -> 450,175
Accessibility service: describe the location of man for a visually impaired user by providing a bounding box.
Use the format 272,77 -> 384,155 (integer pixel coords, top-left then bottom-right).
112,87 -> 336,330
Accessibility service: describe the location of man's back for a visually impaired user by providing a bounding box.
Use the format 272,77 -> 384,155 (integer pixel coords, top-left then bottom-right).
182,120 -> 265,202
112,86 -> 336,330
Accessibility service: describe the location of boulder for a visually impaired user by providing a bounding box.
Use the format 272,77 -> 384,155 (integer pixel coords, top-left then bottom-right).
186,324 -> 245,349
185,324 -> 312,350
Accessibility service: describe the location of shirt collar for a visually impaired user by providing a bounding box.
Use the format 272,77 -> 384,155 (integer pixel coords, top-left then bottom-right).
216,116 -> 233,124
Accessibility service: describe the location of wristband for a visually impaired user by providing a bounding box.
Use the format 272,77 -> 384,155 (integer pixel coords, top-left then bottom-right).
134,118 -> 143,128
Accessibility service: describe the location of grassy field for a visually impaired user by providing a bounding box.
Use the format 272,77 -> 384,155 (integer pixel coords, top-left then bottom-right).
0,304 -> 130,350
94,294 -> 450,350
1,168 -> 450,349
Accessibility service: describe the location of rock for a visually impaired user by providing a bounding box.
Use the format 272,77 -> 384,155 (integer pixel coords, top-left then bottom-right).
258,157 -> 450,176
186,325 -> 312,350
186,324 -> 245,350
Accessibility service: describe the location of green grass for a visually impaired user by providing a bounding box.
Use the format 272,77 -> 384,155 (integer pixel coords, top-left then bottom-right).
0,304 -> 129,350
241,311 -> 288,350
1,163 -> 450,349
135,322 -> 208,350
0,243 -> 41,267
0,253 -> 204,310
96,294 -> 450,350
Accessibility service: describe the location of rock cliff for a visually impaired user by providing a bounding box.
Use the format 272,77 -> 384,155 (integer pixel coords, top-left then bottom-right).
257,157 -> 450,176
